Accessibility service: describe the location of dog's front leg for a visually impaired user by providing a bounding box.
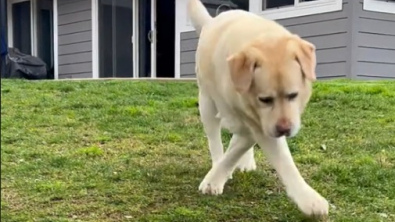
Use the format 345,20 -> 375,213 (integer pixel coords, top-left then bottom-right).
254,135 -> 329,217
199,90 -> 224,166
199,134 -> 255,195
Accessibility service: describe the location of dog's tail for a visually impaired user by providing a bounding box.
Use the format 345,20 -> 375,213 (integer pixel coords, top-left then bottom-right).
187,0 -> 213,35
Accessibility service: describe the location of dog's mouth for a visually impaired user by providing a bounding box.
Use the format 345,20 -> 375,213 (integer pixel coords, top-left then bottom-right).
268,128 -> 297,138
275,131 -> 291,138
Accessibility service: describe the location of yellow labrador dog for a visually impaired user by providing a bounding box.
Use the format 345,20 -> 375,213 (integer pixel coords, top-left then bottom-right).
188,0 -> 329,218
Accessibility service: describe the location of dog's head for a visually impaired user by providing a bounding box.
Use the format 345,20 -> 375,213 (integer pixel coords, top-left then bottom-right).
227,35 -> 316,138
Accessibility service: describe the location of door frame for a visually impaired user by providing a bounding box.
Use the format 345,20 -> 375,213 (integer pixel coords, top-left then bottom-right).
54,0 -> 58,79
132,0 -> 139,78
93,0 -> 140,79
150,0 -> 157,78
92,0 -> 99,79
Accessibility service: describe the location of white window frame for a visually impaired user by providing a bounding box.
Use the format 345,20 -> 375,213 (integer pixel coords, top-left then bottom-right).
363,0 -> 395,14
255,0 -> 343,20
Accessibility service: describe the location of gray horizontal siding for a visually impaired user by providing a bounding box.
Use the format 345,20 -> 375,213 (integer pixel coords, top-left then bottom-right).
59,52 -> 92,65
59,62 -> 92,74
58,0 -> 91,15
58,72 -> 93,79
355,0 -> 395,79
180,32 -> 197,77
180,1 -> 350,79
58,20 -> 91,35
57,0 -> 92,79
58,31 -> 92,45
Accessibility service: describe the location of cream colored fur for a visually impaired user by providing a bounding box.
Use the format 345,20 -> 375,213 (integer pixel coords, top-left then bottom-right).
187,0 -> 329,218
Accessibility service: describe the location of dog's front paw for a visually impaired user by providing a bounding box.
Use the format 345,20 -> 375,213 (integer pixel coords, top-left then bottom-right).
199,179 -> 224,195
291,186 -> 329,218
198,168 -> 227,195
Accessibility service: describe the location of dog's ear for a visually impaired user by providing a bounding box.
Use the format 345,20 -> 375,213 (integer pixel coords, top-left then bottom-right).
292,37 -> 317,81
227,51 -> 258,93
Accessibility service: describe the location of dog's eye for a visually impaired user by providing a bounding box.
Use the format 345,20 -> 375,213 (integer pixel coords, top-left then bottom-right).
253,62 -> 259,70
287,92 -> 298,100
259,97 -> 274,104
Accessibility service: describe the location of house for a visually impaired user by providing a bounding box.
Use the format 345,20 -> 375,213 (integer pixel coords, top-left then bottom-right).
2,0 -> 395,80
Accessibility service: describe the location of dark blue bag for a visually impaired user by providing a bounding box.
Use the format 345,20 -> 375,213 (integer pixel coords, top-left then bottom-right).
0,28 -> 6,57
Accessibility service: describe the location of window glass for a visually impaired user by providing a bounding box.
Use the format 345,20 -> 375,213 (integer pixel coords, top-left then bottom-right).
99,0 -> 134,78
201,0 -> 249,17
12,1 -> 31,55
263,0 -> 318,10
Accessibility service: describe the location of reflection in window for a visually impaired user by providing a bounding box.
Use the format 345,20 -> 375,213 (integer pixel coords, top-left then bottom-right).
12,1 -> 31,55
37,0 -> 54,73
201,0 -> 249,17
263,0 -> 318,10
99,0 -> 134,78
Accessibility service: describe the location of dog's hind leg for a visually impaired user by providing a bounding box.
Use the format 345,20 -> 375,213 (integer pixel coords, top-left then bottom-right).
198,90 -> 223,167
235,145 -> 257,172
225,133 -> 257,172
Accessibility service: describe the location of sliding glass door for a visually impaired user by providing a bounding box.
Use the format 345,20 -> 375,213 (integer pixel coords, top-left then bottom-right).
98,0 -> 134,78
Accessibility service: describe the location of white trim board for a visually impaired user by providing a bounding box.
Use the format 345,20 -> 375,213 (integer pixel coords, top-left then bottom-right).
174,31 -> 181,79
92,0 -> 99,79
6,0 -> 12,48
133,0 -> 139,79
175,0 -> 189,78
150,0 -> 157,78
31,0 -> 37,56
53,0 -> 58,79
363,0 -> 395,14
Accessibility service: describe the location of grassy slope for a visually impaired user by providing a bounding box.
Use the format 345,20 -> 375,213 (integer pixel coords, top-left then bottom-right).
1,79 -> 395,222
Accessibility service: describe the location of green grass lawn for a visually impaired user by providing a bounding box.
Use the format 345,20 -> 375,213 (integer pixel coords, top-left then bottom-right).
1,79 -> 395,222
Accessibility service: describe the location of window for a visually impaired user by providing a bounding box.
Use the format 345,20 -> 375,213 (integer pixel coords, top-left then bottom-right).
363,0 -> 395,14
259,0 -> 342,20
263,0 -> 317,10
201,0 -> 249,17
11,1 -> 32,55
8,0 -> 54,63
186,0 -> 249,27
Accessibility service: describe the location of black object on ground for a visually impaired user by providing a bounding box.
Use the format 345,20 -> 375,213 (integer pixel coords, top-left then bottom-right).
3,47 -> 48,80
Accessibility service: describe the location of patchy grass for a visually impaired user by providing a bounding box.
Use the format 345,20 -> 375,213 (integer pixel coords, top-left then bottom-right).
1,79 -> 395,222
